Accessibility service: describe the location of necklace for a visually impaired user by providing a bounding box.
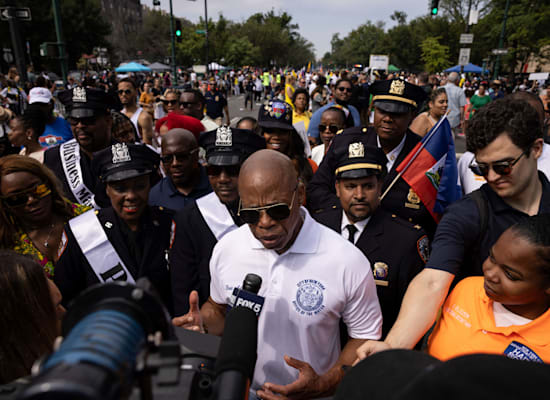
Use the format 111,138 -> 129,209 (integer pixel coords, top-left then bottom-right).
43,223 -> 56,249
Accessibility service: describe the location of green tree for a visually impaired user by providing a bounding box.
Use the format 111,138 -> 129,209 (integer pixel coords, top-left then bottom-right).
421,36 -> 452,72
225,36 -> 260,66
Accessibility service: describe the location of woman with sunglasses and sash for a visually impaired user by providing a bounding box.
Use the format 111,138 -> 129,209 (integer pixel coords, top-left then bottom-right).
0,155 -> 90,278
311,106 -> 351,165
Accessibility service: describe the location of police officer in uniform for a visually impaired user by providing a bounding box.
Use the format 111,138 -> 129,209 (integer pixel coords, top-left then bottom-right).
44,87 -> 118,208
312,140 -> 428,336
54,143 -> 174,313
170,127 -> 266,315
307,79 -> 437,237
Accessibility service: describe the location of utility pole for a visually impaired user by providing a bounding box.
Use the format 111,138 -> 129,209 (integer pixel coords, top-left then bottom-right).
169,0 -> 177,85
4,0 -> 27,84
493,0 -> 510,80
52,0 -> 68,84
204,0 -> 209,76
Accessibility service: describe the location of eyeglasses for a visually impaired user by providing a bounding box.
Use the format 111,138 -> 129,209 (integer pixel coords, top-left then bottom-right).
206,164 -> 240,177
318,124 -> 340,134
238,188 -> 297,224
118,89 -> 132,95
1,183 -> 51,208
67,116 -> 98,126
337,87 -> 352,93
162,99 -> 179,106
180,101 -> 197,108
160,149 -> 199,164
469,151 -> 528,177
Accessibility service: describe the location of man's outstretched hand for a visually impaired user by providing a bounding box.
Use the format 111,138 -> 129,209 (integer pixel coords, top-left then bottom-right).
172,290 -> 204,333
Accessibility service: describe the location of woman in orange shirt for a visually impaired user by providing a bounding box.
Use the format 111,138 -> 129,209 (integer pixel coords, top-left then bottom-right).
428,214 -> 550,363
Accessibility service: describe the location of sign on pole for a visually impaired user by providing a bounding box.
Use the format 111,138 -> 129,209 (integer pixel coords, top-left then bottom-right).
459,34 -> 474,44
492,48 -> 508,55
468,10 -> 479,25
0,7 -> 32,21
369,54 -> 389,71
459,48 -> 471,66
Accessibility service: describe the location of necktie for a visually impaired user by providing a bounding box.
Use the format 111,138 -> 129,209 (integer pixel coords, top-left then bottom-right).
346,224 -> 358,244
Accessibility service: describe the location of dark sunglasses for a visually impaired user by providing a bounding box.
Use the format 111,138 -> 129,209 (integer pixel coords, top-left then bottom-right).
238,189 -> 296,224
206,164 -> 240,177
337,86 -> 352,93
67,116 -> 98,126
469,151 -> 528,177
160,149 -> 199,164
318,124 -> 340,134
117,89 -> 132,95
162,99 -> 179,105
1,183 -> 51,208
180,101 -> 197,108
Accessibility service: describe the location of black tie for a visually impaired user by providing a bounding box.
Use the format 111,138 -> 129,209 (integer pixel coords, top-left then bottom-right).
346,224 -> 358,244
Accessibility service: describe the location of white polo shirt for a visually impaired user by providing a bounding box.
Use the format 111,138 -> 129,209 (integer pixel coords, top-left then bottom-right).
458,145 -> 550,195
209,208 -> 382,391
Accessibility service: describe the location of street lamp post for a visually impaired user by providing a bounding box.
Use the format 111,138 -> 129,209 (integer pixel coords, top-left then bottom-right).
169,0 -> 177,85
493,0 -> 511,80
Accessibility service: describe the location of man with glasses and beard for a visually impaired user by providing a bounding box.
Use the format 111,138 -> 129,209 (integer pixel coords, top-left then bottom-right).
118,78 -> 154,145
170,127 -> 265,315
307,78 -> 362,141
179,89 -> 219,131
173,149 -> 382,400
355,97 -> 550,361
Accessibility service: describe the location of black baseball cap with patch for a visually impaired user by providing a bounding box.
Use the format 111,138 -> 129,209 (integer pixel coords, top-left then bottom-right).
334,139 -> 387,179
257,100 -> 293,130
370,79 -> 428,114
93,143 -> 160,183
199,126 -> 266,166
58,86 -> 117,118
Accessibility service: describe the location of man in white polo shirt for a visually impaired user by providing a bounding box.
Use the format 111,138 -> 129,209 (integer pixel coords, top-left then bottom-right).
174,149 -> 382,399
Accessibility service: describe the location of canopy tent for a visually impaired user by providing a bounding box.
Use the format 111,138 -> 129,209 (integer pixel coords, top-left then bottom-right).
148,62 -> 171,71
115,62 -> 151,73
388,64 -> 400,72
444,63 -> 487,74
208,62 -> 227,70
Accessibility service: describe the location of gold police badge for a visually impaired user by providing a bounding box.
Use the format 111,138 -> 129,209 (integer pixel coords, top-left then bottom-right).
389,79 -> 405,96
405,188 -> 421,209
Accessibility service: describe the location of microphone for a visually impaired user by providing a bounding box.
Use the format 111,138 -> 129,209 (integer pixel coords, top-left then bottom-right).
214,306 -> 258,400
228,273 -> 265,316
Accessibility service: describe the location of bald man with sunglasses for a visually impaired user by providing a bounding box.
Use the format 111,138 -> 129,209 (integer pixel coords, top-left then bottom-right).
356,97 -> 550,361
173,149 -> 382,400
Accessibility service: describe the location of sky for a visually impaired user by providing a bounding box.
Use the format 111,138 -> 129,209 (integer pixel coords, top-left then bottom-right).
141,0 -> 429,58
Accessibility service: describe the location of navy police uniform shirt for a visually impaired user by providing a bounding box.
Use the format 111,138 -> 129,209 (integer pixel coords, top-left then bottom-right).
204,90 -> 227,120
427,172 -> 550,281
307,126 -> 437,238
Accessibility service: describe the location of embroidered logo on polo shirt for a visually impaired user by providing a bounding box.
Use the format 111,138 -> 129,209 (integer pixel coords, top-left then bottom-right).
504,341 -> 544,363
292,279 -> 325,316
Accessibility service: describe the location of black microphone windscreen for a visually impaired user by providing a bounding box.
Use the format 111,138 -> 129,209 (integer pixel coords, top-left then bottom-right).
242,273 -> 262,294
214,306 -> 258,380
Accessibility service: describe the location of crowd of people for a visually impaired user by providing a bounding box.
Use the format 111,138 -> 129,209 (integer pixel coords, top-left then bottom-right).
1,62 -> 550,398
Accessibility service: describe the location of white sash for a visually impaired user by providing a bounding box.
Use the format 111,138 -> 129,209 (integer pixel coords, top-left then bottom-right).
69,210 -> 136,284
59,139 -> 96,208
196,192 -> 238,241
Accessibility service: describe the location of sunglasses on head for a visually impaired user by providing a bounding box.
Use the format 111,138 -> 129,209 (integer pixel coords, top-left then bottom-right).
337,86 -> 352,93
1,183 -> 51,208
238,188 -> 297,224
67,116 -> 98,126
118,89 -> 132,95
206,164 -> 240,177
469,150 -> 528,177
318,124 -> 340,134
160,149 -> 199,164
162,99 -> 179,105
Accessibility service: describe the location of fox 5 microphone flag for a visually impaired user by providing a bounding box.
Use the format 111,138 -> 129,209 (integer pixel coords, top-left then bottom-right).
395,117 -> 461,222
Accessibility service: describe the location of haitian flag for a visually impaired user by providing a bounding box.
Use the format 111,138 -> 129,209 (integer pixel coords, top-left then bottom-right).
395,116 -> 461,222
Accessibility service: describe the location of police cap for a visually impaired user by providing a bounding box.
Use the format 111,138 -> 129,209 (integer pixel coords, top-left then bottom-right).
93,143 -> 160,183
257,100 -> 293,130
370,79 -> 428,114
199,126 -> 266,166
58,86 -> 117,118
334,138 -> 387,179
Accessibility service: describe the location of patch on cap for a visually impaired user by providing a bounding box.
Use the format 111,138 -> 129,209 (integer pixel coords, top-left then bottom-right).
72,87 -> 87,103
112,143 -> 131,164
271,102 -> 286,119
389,79 -> 405,95
348,142 -> 365,158
215,126 -> 232,146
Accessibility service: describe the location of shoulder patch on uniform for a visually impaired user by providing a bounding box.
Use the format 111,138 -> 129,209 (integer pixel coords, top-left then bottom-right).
57,230 -> 68,259
417,235 -> 430,264
169,220 -> 176,249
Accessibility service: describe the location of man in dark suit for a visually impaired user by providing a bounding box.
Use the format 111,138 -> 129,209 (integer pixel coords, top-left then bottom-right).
307,79 -> 437,237
312,139 -> 428,336
169,127 -> 266,315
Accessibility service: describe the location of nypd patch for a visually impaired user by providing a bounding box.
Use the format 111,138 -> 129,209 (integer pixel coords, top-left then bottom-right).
292,279 -> 325,316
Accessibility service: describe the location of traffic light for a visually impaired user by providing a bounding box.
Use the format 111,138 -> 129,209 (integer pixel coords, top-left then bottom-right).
175,19 -> 182,43
430,0 -> 439,15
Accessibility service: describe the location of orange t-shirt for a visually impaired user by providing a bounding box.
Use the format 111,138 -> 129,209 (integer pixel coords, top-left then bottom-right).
428,276 -> 550,363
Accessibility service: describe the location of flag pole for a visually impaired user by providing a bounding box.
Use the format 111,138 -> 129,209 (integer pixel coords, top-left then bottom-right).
380,113 -> 449,201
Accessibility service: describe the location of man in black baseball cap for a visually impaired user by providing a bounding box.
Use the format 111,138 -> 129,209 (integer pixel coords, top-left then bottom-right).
313,138 -> 428,337
55,142 -> 174,313
44,87 -> 119,208
307,78 -> 438,239
170,126 -> 265,315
